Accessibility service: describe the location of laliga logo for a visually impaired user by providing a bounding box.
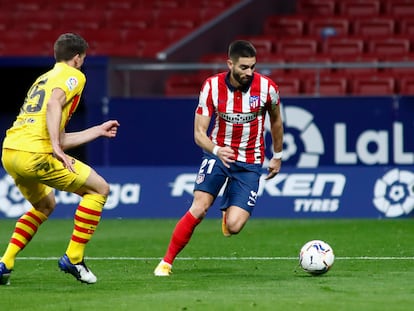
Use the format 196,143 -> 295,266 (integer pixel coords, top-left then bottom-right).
265,105 -> 324,168
0,173 -> 140,218
373,168 -> 414,217
0,174 -> 31,217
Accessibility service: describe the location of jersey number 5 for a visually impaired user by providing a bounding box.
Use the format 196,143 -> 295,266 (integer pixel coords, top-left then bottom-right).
23,78 -> 47,113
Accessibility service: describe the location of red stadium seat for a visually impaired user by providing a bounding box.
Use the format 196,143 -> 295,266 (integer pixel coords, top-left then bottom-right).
59,10 -> 107,31
28,30 -> 63,46
276,37 -> 319,59
236,36 -> 275,55
200,53 -> 227,63
124,28 -> 169,45
271,75 -> 302,96
304,74 -> 348,96
0,12 -> 14,30
156,9 -> 201,30
351,75 -> 396,95
137,0 -> 179,9
352,17 -> 396,37
263,15 -> 306,37
380,55 -> 414,76
0,41 -> 51,56
399,76 -> 414,95
339,0 -> 381,17
323,37 -> 365,58
165,73 -> 204,96
104,0 -> 139,10
332,55 -> 379,76
79,29 -> 125,46
283,54 -> 332,75
108,9 -> 155,30
13,10 -> 60,31
0,29 -> 31,45
185,0 -> 239,9
14,0 -> 47,11
296,0 -> 336,16
138,41 -> 168,58
307,17 -> 350,37
368,37 -> 411,59
385,0 -> 414,18
48,0 -> 95,11
398,19 -> 414,36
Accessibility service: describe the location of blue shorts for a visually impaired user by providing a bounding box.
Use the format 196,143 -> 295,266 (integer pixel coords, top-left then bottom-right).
193,152 -> 262,214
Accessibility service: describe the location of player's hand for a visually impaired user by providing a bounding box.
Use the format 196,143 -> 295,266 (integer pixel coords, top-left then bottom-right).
100,120 -> 120,138
53,148 -> 76,173
265,158 -> 281,180
216,146 -> 235,168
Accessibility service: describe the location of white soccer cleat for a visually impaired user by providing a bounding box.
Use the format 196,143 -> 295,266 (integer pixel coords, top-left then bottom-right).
154,260 -> 172,276
58,254 -> 97,284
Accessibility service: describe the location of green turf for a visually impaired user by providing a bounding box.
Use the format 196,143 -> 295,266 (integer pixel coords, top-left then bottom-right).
0,218 -> 414,311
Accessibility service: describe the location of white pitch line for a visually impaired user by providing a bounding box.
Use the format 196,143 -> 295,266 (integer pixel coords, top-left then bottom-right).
15,256 -> 414,261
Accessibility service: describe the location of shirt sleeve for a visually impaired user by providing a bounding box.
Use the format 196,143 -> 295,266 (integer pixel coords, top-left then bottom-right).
196,78 -> 214,117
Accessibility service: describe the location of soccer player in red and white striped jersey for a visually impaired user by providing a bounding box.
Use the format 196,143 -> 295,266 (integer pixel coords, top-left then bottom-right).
154,40 -> 283,276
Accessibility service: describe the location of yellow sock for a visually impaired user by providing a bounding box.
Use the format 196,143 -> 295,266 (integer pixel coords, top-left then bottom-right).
1,208 -> 47,269
66,194 -> 106,264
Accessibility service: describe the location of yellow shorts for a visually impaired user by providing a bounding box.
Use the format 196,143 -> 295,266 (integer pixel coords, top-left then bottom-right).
1,148 -> 91,204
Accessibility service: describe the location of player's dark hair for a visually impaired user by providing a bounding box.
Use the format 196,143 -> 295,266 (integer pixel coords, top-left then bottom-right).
54,33 -> 88,62
228,40 -> 257,61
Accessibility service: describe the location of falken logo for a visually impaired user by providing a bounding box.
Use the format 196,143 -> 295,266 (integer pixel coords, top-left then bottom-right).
373,168 -> 414,217
265,105 -> 324,168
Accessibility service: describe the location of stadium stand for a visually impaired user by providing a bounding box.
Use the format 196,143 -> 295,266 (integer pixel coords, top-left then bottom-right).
0,0 -> 240,58
187,0 -> 414,96
338,0 -> 381,17
1,0 -> 414,96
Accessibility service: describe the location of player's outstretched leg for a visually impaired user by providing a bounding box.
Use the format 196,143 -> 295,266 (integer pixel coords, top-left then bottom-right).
154,211 -> 202,276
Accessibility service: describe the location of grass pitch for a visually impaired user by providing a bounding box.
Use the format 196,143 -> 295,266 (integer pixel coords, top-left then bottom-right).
0,218 -> 413,311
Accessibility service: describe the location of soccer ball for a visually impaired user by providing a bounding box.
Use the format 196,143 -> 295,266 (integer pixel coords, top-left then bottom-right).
299,240 -> 335,275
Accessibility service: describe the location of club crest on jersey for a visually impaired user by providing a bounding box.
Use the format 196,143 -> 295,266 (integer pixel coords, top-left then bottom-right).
196,173 -> 205,184
249,96 -> 260,109
66,77 -> 78,91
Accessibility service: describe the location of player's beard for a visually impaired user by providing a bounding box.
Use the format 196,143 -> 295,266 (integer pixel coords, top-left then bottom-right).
232,71 -> 252,87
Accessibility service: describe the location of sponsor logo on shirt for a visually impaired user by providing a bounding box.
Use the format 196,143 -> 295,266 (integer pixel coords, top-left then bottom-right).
66,77 -> 78,91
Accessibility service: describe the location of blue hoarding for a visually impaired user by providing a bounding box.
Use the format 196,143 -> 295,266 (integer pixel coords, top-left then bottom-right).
1,166 -> 414,219
86,96 -> 414,167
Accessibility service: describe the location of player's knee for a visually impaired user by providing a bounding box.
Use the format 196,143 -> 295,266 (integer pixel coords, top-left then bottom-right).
226,219 -> 244,235
189,203 -> 210,219
101,181 -> 110,197
227,226 -> 241,235
34,194 -> 56,216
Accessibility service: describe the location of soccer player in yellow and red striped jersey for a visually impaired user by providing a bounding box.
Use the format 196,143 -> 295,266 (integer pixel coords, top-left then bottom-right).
0,33 -> 120,285
154,40 -> 283,276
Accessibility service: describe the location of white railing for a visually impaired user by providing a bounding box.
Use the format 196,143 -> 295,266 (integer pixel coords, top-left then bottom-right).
110,61 -> 414,97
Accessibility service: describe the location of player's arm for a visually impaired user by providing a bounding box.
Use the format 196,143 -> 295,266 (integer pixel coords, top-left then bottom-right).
46,88 -> 76,172
61,120 -> 120,150
265,103 -> 283,180
194,113 -> 235,168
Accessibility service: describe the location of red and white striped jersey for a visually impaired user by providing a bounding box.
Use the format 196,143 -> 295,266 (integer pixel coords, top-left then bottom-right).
196,71 -> 280,164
